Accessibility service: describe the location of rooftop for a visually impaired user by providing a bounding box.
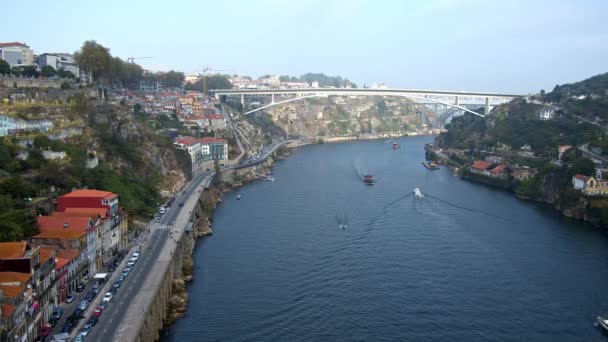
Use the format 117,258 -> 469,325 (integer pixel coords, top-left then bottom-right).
0,284 -> 24,298
0,272 -> 31,285
37,216 -> 93,233
0,42 -> 29,48
63,207 -> 109,219
32,230 -> 87,240
60,189 -> 117,199
471,160 -> 494,170
39,249 -> 55,266
55,257 -> 69,270
56,249 -> 80,261
0,242 -> 28,259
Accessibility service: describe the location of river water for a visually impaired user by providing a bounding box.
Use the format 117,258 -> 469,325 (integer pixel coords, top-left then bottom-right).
163,136 -> 608,341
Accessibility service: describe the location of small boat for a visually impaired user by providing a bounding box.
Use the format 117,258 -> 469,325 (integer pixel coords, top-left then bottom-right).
338,224 -> 348,229
265,176 -> 275,181
236,193 -> 243,200
392,143 -> 400,150
422,161 -> 440,170
597,316 -> 608,333
362,174 -> 375,185
413,188 -> 424,198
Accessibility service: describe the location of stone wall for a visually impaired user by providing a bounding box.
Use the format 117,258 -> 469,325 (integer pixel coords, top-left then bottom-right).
0,76 -> 71,89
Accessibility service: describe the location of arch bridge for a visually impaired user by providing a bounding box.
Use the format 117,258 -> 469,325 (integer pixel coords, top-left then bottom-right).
212,88 -> 523,117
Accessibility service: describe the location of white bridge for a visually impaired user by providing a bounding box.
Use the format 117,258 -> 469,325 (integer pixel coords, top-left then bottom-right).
212,88 -> 523,117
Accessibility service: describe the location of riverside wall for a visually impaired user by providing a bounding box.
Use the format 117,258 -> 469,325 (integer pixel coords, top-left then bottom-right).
134,148 -> 288,341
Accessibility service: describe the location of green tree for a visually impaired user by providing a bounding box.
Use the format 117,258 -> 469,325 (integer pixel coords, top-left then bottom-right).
159,70 -> 185,88
40,65 -> 56,77
74,40 -> 112,83
57,68 -> 75,79
0,59 -> 10,74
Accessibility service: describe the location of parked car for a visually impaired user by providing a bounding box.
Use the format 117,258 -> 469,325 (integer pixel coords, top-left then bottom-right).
113,280 -> 121,289
102,292 -> 113,303
61,321 -> 75,333
179,202 -> 184,206
76,284 -> 85,292
79,300 -> 89,310
87,316 -> 99,327
72,308 -> 84,320
50,307 -> 63,325
108,265 -> 115,272
98,301 -> 109,310
93,306 -> 103,317
85,290 -> 96,302
127,259 -> 135,266
132,252 -> 140,259
65,294 -> 75,303
74,333 -> 85,342
119,274 -> 126,282
80,325 -> 91,336
155,217 -> 160,223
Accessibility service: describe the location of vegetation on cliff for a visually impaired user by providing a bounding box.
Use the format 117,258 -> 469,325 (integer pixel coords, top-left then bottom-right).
434,72 -> 608,226
0,94 -> 190,241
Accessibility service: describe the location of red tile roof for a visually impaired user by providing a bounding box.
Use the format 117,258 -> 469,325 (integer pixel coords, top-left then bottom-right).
471,160 -> 493,170
60,189 -> 117,200
55,257 -> 69,270
490,164 -> 508,173
573,174 -> 589,181
2,303 -> 15,318
37,216 -> 93,233
0,272 -> 31,284
0,42 -> 28,48
56,249 -> 80,262
63,207 -> 109,219
0,285 -> 24,298
0,242 -> 27,259
39,249 -> 55,266
32,230 -> 86,239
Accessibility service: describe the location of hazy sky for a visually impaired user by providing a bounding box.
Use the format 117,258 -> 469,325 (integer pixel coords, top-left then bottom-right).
4,0 -> 607,93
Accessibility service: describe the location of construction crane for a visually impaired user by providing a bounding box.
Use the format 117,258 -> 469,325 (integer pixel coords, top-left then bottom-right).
127,56 -> 152,64
197,66 -> 232,94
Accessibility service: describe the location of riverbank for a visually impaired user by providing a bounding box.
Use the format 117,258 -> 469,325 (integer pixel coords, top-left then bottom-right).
162,144 -> 292,329
427,149 -> 608,229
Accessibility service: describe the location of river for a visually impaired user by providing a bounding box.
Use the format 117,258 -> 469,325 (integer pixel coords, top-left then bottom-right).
162,136 -> 608,341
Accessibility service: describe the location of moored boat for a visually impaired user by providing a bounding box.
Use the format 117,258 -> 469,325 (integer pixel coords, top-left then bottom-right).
236,193 -> 243,200
392,143 -> 400,150
422,161 -> 440,170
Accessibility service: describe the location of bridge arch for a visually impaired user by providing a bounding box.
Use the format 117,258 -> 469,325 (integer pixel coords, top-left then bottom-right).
241,93 -> 486,117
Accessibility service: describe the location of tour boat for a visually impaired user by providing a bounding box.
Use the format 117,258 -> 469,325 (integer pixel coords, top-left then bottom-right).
413,188 -> 424,198
363,175 -> 375,185
422,161 -> 440,170
392,143 -> 400,150
596,316 -> 608,333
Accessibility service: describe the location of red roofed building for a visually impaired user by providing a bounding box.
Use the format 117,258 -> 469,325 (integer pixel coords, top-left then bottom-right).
0,42 -> 34,65
469,160 -> 494,176
57,189 -> 118,215
572,174 -> 588,190
174,136 -> 228,164
488,164 -> 509,179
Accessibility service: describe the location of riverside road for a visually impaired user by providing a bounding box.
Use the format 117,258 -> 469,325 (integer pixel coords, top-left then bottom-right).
81,170 -> 212,342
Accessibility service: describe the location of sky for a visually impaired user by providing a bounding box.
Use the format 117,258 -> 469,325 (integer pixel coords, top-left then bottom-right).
4,0 -> 608,93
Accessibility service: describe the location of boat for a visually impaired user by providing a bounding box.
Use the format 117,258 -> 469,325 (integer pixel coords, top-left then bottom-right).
338,224 -> 348,229
422,161 -> 440,169
265,176 -> 275,181
362,174 -> 375,185
236,193 -> 243,200
597,316 -> 608,333
392,143 -> 400,150
413,188 -> 424,198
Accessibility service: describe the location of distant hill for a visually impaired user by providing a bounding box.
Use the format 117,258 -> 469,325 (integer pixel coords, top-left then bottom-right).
436,72 -> 608,155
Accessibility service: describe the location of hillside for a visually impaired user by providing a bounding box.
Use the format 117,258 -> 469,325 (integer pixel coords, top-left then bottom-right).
233,96 -> 439,140
432,72 -> 608,227
0,89 -> 190,241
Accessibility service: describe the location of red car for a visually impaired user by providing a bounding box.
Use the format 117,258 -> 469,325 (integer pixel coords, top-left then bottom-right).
93,306 -> 104,317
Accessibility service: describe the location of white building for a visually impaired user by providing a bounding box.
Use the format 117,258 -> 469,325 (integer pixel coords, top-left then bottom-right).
0,42 -> 35,65
37,53 -> 80,76
572,174 -> 587,190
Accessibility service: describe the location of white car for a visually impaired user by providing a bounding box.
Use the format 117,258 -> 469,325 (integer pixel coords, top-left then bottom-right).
132,253 -> 140,260
127,259 -> 135,266
102,292 -> 113,303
